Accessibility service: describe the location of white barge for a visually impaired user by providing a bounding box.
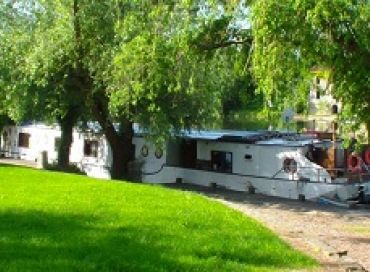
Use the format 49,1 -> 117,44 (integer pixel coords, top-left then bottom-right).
1,123 -> 369,203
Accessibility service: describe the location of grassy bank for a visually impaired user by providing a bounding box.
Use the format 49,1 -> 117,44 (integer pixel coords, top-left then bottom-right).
0,165 -> 317,271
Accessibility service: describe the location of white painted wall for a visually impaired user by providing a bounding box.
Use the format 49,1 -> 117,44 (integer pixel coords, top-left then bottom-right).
2,123 -> 360,202
0,124 -> 331,183
196,140 -> 314,180
14,124 -> 61,161
1,124 -> 112,179
197,141 -> 260,175
133,137 -> 166,174
142,166 -> 358,201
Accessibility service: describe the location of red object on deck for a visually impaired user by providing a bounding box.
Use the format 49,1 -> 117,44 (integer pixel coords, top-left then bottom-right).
363,148 -> 370,165
347,154 -> 362,172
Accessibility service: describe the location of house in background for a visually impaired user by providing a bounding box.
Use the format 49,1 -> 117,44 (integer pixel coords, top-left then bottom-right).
304,74 -> 368,143
306,75 -> 340,133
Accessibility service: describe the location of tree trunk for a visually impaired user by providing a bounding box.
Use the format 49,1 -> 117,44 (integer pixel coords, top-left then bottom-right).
57,110 -> 76,169
92,93 -> 134,179
108,127 -> 134,179
55,0 -> 81,169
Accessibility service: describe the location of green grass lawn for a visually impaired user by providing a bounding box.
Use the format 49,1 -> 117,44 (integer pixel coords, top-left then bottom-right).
0,165 -> 317,271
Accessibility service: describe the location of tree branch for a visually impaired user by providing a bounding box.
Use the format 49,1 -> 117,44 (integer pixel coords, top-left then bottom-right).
198,38 -> 252,51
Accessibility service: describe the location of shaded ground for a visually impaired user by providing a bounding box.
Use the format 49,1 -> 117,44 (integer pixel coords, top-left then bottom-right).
167,184 -> 370,272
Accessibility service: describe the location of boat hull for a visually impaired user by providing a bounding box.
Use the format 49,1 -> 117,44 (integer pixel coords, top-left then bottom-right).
143,166 -> 364,202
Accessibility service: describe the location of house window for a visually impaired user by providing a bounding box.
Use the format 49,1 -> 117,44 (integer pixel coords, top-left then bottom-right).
54,137 -> 61,152
211,151 -> 232,173
332,104 -> 338,114
18,133 -> 30,148
84,140 -> 99,157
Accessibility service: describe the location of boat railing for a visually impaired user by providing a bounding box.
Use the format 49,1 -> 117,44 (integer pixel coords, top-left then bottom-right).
271,168 -> 285,179
0,150 -> 21,158
272,166 -> 370,184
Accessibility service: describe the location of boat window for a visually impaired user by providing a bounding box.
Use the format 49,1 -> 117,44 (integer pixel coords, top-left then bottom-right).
211,151 -> 232,173
131,144 -> 136,159
84,140 -> 99,157
54,137 -> 61,152
18,133 -> 30,148
244,154 -> 252,160
305,145 -> 314,161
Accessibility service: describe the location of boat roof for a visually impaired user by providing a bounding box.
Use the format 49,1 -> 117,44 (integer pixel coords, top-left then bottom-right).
180,129 -> 318,146
11,122 -> 321,146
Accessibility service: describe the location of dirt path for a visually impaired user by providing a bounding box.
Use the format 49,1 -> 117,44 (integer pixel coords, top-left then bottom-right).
0,158 -> 38,168
168,184 -> 370,272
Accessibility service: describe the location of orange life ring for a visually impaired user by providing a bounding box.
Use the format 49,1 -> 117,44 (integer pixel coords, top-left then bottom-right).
363,148 -> 370,165
347,154 -> 362,172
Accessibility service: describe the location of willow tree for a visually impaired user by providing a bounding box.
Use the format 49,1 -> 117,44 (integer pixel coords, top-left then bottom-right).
109,1 -> 257,135
0,0 -> 131,176
0,1 -> 88,168
51,0 -> 251,178
251,0 -> 370,138
2,0 -> 234,178
109,2 -> 239,139
1,0 -> 248,178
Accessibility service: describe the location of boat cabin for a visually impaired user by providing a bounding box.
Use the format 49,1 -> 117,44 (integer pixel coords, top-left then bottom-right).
1,124 -> 369,202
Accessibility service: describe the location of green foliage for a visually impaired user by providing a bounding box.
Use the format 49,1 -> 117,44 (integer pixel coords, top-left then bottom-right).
0,1 -> 84,123
110,35 -> 223,139
0,165 -> 317,271
0,115 -> 13,134
221,46 -> 257,117
251,0 -> 370,138
1,0 -> 258,135
1,0 -> 263,172
108,2 -> 254,140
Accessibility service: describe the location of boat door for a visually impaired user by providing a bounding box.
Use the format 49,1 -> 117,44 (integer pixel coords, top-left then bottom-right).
180,139 -> 197,168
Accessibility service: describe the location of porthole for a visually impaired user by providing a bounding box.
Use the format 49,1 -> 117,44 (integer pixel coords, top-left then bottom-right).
283,158 -> 298,173
141,145 -> 149,157
155,147 -> 163,159
290,159 -> 298,173
283,158 -> 291,173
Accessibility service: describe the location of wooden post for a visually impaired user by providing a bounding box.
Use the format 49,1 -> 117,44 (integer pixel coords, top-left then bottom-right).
332,121 -> 337,171
37,151 -> 48,169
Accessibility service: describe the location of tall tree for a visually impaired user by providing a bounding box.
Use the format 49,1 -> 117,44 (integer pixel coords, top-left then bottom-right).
0,1 -> 87,168
1,0 -> 255,178
110,3 -> 226,139
251,0 -> 370,139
